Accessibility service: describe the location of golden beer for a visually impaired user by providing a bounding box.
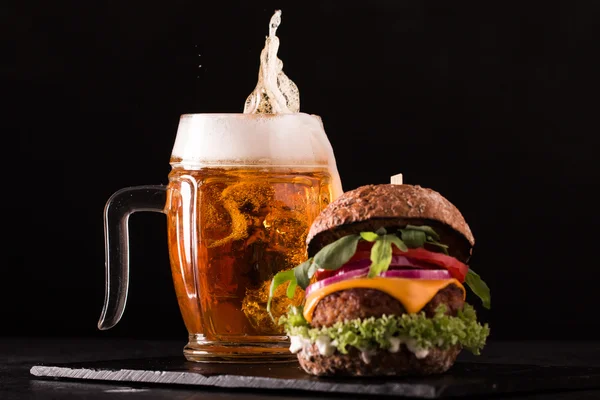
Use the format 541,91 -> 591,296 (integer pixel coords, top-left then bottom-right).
166,165 -> 333,360
162,112 -> 342,361
100,113 -> 342,362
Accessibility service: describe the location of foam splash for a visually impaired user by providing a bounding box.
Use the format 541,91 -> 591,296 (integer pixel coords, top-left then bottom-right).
244,10 -> 300,114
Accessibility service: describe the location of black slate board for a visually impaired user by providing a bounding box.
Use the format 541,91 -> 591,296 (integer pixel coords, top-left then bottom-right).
30,357 -> 600,398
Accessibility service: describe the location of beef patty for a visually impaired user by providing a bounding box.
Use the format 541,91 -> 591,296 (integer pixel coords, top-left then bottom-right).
310,284 -> 465,328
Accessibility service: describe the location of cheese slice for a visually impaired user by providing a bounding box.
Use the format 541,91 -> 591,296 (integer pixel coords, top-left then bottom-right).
303,278 -> 465,323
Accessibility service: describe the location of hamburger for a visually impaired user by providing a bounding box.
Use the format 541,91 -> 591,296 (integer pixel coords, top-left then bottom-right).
267,183 -> 491,376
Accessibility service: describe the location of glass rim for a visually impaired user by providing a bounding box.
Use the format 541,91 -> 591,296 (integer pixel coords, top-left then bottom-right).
178,112 -> 321,120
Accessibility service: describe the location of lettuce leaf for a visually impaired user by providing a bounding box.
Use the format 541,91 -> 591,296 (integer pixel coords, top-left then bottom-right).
279,303 -> 490,356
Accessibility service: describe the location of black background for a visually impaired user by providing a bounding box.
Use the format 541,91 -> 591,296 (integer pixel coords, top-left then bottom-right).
8,1 -> 600,342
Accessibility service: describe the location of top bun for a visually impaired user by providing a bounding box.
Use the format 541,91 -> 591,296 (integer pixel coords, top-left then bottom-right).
307,184 -> 475,263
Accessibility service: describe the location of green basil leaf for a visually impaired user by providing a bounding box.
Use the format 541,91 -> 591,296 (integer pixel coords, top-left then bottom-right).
294,258 -> 313,290
313,234 -> 361,271
307,262 -> 319,279
286,280 -> 298,298
425,235 -> 448,248
426,238 -> 450,255
360,232 -> 379,242
400,229 -> 427,248
367,236 -> 393,278
267,269 -> 296,319
389,234 -> 408,252
405,225 -> 441,241
465,269 -> 491,309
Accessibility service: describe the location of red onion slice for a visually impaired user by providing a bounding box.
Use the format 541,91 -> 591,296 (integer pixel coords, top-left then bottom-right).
332,259 -> 371,276
380,269 -> 451,279
305,265 -> 452,297
305,267 -> 370,297
389,255 -> 439,269
315,256 -> 437,280
305,252 -> 454,297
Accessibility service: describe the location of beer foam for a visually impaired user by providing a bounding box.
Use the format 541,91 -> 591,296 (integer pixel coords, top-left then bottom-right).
171,113 -> 337,169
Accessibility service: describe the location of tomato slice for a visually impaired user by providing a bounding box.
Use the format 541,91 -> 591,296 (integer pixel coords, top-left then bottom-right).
313,269 -> 336,281
313,242 -> 468,282
398,247 -> 468,282
344,241 -> 375,264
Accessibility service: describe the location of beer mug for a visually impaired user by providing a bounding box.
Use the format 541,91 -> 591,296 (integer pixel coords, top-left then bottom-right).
99,113 -> 343,362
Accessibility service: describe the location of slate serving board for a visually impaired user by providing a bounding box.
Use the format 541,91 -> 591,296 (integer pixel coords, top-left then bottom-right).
30,357 -> 600,398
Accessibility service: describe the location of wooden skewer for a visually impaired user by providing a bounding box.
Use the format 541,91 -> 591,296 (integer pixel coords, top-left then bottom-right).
390,173 -> 403,185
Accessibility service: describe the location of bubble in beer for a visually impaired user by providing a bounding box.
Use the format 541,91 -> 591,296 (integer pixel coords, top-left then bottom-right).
244,10 -> 300,114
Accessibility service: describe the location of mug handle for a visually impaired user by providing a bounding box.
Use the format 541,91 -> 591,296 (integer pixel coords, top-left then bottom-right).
98,185 -> 167,330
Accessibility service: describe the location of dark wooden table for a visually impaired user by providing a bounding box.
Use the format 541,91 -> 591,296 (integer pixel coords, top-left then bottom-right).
2,337 -> 600,399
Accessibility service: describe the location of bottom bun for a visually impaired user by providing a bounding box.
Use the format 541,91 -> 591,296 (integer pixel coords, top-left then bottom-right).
297,343 -> 461,377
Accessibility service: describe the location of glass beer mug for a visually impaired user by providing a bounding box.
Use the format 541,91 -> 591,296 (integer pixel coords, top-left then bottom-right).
99,112 -> 343,362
